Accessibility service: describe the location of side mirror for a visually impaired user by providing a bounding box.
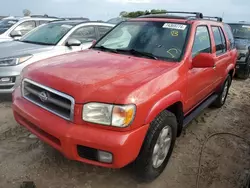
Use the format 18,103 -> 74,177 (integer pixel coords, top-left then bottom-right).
192,53 -> 215,68
90,40 -> 97,48
66,38 -> 81,47
10,30 -> 22,38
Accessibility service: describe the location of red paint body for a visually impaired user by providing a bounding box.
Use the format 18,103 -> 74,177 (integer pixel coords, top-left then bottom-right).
12,18 -> 237,168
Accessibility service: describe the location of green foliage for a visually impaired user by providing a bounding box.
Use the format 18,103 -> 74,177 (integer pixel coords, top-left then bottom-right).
120,9 -> 167,18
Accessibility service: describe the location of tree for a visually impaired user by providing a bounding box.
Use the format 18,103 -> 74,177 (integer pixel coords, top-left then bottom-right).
23,9 -> 31,16
121,9 -> 167,18
119,11 -> 128,17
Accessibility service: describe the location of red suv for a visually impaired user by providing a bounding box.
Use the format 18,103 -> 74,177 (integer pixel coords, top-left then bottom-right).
12,12 -> 237,181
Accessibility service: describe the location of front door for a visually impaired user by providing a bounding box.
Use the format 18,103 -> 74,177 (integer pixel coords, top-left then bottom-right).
186,25 -> 217,110
65,26 -> 97,53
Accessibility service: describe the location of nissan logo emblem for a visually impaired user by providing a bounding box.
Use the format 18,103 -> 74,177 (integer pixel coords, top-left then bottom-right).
38,91 -> 49,102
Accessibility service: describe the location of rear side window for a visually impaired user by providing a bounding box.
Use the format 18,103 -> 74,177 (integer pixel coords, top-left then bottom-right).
192,26 -> 211,57
219,27 -> 227,51
212,26 -> 226,55
97,26 -> 112,38
223,24 -> 235,49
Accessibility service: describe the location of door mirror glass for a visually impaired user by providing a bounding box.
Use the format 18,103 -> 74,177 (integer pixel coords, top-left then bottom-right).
192,53 -> 215,68
10,30 -> 22,38
66,38 -> 81,47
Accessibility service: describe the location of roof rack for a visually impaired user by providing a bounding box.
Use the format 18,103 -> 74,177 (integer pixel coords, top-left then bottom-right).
203,16 -> 223,22
62,17 -> 90,21
139,11 -> 203,19
166,11 -> 203,18
30,15 -> 59,19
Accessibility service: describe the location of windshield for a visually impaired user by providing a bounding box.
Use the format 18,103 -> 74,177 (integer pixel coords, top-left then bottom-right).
0,19 -> 18,34
94,21 -> 189,61
229,24 -> 250,39
20,22 -> 74,45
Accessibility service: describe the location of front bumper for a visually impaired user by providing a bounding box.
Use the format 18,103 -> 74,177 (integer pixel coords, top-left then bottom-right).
235,61 -> 250,75
12,88 -> 149,168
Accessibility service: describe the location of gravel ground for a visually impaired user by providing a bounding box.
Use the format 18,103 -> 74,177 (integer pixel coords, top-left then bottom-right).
0,79 -> 249,188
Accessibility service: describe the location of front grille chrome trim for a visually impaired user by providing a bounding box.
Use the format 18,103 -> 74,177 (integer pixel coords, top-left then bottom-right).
22,78 -> 75,121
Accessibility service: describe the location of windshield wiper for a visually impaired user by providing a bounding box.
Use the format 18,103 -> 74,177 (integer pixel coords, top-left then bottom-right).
21,40 -> 54,45
93,45 -> 118,53
234,36 -> 249,39
116,49 -> 158,60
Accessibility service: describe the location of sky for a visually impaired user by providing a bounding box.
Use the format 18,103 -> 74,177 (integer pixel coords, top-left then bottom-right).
0,0 -> 249,22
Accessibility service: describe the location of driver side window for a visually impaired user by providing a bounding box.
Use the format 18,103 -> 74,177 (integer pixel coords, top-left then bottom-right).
68,26 -> 96,44
192,26 -> 211,57
13,21 -> 36,36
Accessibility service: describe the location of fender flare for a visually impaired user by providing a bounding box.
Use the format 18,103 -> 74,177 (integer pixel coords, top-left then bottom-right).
144,91 -> 184,125
226,64 -> 235,77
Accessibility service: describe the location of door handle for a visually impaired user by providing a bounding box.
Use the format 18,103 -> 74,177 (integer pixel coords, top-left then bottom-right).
213,64 -> 216,70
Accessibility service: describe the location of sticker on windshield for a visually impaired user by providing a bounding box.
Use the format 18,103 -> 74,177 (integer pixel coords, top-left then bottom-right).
171,30 -> 179,36
242,25 -> 250,29
61,24 -> 73,29
163,23 -> 187,30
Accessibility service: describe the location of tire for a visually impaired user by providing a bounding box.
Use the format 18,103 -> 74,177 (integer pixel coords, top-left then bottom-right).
212,75 -> 231,108
134,110 -> 177,182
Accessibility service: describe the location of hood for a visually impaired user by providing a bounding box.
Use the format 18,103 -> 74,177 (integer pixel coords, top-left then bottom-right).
235,38 -> 250,51
25,50 -> 176,103
0,41 -> 54,59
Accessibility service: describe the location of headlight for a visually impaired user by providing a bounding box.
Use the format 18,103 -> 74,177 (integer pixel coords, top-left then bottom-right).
0,55 -> 32,67
83,103 -> 136,127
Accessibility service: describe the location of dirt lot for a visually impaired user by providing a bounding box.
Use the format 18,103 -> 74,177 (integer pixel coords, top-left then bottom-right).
0,79 -> 250,188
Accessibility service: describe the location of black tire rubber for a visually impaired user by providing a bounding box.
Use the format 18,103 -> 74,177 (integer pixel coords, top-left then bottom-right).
212,75 -> 231,108
134,110 -> 177,182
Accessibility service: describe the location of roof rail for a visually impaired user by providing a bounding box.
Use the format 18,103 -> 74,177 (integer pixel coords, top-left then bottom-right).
166,11 -> 203,19
30,15 -> 59,19
62,17 -> 90,21
203,16 -> 223,22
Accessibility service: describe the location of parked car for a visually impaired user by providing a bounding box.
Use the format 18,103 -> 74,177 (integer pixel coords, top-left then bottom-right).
0,20 -> 114,93
12,12 -> 237,181
228,21 -> 250,79
107,17 -> 128,24
0,16 -> 58,42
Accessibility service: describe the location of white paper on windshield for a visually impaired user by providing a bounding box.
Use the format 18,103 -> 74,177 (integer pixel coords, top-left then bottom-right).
61,24 -> 73,29
163,23 -> 187,30
242,25 -> 250,29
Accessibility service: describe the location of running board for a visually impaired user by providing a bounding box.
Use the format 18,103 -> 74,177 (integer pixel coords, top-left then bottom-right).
183,94 -> 218,128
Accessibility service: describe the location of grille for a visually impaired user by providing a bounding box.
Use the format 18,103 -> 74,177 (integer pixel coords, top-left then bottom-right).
22,79 -> 75,121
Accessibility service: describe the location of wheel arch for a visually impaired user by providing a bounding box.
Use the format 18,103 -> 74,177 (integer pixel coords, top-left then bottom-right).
226,64 -> 235,81
144,91 -> 184,137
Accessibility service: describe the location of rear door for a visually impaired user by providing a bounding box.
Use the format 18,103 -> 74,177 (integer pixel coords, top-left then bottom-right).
211,26 -> 231,85
187,25 -> 217,107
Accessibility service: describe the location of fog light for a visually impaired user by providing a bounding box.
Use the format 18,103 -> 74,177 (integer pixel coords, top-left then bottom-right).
236,65 -> 240,69
97,151 -> 113,163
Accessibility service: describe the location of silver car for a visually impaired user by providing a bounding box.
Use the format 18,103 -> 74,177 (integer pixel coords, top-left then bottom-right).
0,16 -> 57,42
0,20 -> 114,93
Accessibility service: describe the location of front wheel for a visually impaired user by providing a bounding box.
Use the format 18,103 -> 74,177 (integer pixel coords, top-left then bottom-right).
212,75 -> 231,108
134,110 -> 177,182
